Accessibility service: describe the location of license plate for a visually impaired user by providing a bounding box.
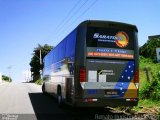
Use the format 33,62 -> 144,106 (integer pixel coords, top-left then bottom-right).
105,90 -> 118,95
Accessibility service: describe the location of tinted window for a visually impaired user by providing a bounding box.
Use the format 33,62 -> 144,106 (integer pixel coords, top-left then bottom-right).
86,27 -> 135,50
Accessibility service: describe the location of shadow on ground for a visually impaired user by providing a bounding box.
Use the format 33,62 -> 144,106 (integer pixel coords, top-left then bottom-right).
29,93 -> 137,120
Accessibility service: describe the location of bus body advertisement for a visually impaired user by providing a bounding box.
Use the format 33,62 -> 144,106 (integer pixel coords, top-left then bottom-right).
42,20 -> 139,107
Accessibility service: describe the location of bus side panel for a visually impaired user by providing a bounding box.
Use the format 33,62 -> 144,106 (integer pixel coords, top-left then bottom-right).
43,29 -> 77,102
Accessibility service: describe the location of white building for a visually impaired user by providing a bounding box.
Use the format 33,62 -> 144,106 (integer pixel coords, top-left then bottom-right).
156,48 -> 160,62
22,70 -> 31,82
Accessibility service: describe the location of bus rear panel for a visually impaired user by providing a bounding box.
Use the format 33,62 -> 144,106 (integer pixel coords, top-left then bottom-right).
74,21 -> 139,107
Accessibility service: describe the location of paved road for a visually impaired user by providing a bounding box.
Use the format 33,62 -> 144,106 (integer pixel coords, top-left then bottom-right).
0,83 -> 107,120
0,83 -> 146,120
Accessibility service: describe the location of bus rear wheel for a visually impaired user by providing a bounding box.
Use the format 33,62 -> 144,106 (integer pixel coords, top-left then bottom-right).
57,87 -> 63,106
42,84 -> 46,94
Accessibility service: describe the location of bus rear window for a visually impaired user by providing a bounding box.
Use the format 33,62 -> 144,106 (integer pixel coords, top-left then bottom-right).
86,27 -> 135,50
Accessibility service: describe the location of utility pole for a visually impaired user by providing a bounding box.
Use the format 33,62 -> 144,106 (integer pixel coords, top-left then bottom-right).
32,49 -> 43,80
40,49 -> 42,65
8,66 -> 12,82
39,49 -> 42,79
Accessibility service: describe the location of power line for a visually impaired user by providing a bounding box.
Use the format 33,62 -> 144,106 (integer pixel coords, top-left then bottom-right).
55,0 -> 90,36
46,0 -> 98,46
58,0 -> 98,37
53,0 -> 81,33
66,0 -> 98,28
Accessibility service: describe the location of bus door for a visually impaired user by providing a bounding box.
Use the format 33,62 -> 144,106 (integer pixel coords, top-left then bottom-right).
66,78 -> 72,102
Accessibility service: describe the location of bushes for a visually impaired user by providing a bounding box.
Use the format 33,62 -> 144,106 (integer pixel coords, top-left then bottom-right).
140,73 -> 160,100
139,56 -> 154,64
35,79 -> 43,85
139,56 -> 160,100
139,38 -> 160,62
2,75 -> 12,82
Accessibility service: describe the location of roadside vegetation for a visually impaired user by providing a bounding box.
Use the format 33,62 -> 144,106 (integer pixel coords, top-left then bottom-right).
35,79 -> 43,85
139,37 -> 160,62
133,56 -> 160,116
135,37 -> 160,117
30,44 -> 53,82
2,75 -> 12,82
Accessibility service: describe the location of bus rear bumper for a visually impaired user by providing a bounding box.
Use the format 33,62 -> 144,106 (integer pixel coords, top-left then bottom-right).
74,98 -> 138,107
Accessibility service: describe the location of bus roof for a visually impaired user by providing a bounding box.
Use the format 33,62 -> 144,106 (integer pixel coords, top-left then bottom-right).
78,20 -> 138,32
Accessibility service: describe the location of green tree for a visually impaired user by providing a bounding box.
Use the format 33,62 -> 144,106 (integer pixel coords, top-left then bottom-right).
2,75 -> 12,82
139,38 -> 160,61
30,44 -> 53,82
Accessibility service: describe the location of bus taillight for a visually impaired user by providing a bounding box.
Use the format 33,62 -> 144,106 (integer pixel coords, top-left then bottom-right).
80,68 -> 86,82
134,70 -> 139,83
134,70 -> 139,89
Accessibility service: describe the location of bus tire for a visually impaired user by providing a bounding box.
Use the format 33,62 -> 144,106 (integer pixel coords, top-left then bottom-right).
57,86 -> 63,106
42,84 -> 46,94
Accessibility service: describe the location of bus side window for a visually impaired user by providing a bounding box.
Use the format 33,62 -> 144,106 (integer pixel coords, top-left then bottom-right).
68,63 -> 74,75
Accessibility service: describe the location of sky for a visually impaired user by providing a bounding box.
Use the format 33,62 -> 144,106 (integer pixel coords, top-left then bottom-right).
0,0 -> 160,82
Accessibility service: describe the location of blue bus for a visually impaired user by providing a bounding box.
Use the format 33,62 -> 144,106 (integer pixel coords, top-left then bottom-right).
42,20 -> 139,107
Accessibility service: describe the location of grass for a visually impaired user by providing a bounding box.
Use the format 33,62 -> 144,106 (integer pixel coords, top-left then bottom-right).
133,99 -> 160,114
35,79 -> 43,85
139,56 -> 160,88
133,56 -> 160,115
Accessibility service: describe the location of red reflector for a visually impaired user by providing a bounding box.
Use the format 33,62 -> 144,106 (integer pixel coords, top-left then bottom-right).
126,98 -> 135,101
87,98 -> 93,102
80,68 -> 86,82
130,98 -> 134,101
134,70 -> 139,83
